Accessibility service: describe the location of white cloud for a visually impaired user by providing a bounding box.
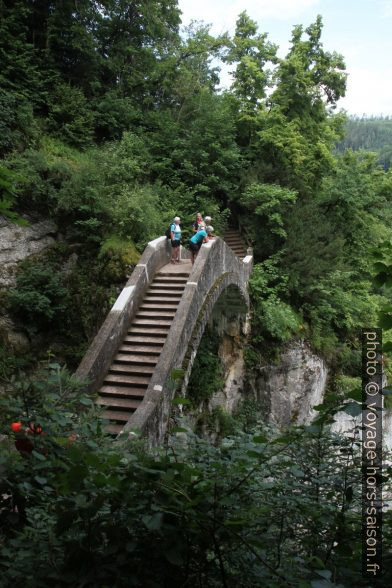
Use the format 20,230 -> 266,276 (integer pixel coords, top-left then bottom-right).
339,67 -> 392,116
381,0 -> 392,17
179,0 -> 321,34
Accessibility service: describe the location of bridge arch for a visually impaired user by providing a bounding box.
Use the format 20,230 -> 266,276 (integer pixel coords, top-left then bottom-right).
179,279 -> 249,399
123,237 -> 252,444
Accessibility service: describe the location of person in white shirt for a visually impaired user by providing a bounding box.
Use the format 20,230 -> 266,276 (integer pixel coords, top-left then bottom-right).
170,216 -> 181,263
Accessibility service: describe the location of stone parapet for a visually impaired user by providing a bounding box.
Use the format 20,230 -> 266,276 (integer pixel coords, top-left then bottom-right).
75,236 -> 171,393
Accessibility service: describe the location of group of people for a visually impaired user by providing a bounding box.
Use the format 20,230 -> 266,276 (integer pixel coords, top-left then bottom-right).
170,213 -> 215,265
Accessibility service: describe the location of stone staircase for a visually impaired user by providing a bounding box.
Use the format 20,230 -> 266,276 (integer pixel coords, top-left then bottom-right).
223,228 -> 247,259
96,268 -> 190,434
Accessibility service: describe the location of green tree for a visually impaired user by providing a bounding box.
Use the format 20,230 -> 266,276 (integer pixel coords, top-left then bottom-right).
223,11 -> 277,148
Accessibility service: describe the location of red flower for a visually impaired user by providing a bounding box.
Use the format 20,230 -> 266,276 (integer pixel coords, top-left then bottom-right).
27,423 -> 43,435
11,422 -> 22,433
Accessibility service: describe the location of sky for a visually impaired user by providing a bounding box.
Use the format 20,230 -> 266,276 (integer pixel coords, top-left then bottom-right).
178,0 -> 392,117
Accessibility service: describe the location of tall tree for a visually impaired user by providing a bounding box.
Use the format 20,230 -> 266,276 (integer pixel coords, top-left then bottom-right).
223,11 -> 277,148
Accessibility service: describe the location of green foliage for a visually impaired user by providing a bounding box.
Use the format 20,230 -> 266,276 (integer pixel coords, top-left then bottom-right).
239,182 -> 297,257
0,90 -> 38,156
187,329 -> 224,408
256,298 -> 302,344
5,246 -> 123,367
99,236 -> 140,265
1,374 -> 391,586
0,344 -> 34,382
337,116 -> 392,170
47,83 -> 94,148
8,260 -> 71,331
0,164 -> 28,225
223,11 -> 277,145
99,236 -> 140,281
110,184 -> 164,247
249,259 -> 302,345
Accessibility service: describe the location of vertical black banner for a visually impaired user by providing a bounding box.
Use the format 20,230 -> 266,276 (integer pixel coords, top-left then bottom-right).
362,328 -> 382,579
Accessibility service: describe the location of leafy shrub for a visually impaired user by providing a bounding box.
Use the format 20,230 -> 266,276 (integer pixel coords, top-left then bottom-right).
187,328 -> 224,408
1,372 -> 390,587
0,89 -> 38,156
256,297 -> 302,343
47,83 -> 94,148
249,260 -> 302,345
94,93 -> 140,141
8,261 -> 70,332
99,236 -> 141,280
110,184 -> 164,247
0,344 -> 34,381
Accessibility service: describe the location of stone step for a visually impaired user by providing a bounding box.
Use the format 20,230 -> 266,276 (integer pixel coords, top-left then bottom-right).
152,277 -> 188,284
132,319 -> 172,327
123,335 -> 167,345
128,326 -> 169,336
102,409 -> 133,423
100,385 -> 146,398
118,344 -> 163,355
109,363 -> 155,376
156,272 -> 190,278
149,283 -> 185,291
144,296 -> 180,304
97,396 -> 141,410
104,373 -> 150,387
114,353 -> 159,364
146,289 -> 183,297
139,303 -> 179,311
136,310 -> 176,318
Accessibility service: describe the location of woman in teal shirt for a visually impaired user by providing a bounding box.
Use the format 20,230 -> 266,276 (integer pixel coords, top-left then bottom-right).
189,224 -> 214,265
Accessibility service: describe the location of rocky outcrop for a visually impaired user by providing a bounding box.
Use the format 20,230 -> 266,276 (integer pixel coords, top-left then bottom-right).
0,216 -> 58,352
209,333 -> 245,414
331,404 -> 392,451
0,216 -> 57,288
249,341 -> 328,427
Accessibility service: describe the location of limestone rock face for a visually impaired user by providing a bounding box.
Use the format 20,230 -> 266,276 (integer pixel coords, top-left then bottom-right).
250,341 -> 328,427
0,217 -> 57,287
331,406 -> 392,451
209,334 -> 245,414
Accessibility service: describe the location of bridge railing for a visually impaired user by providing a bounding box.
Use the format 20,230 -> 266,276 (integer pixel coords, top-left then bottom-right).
75,236 -> 171,394
123,237 -> 253,445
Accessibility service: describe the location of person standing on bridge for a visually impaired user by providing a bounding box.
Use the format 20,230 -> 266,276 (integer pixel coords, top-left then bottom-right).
192,212 -> 203,233
170,216 -> 181,264
189,223 -> 214,265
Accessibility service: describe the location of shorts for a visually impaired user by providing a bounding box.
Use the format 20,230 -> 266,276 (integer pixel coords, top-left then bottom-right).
171,239 -> 180,247
189,240 -> 201,252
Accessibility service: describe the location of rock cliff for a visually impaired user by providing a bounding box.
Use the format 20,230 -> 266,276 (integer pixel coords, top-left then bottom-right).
0,216 -> 57,288
247,341 -> 328,426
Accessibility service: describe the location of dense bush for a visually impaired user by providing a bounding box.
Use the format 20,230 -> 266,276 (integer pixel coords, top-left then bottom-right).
8,261 -> 71,331
1,367 -> 391,587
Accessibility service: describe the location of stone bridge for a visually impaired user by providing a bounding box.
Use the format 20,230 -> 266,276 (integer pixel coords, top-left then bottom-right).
76,233 -> 253,445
